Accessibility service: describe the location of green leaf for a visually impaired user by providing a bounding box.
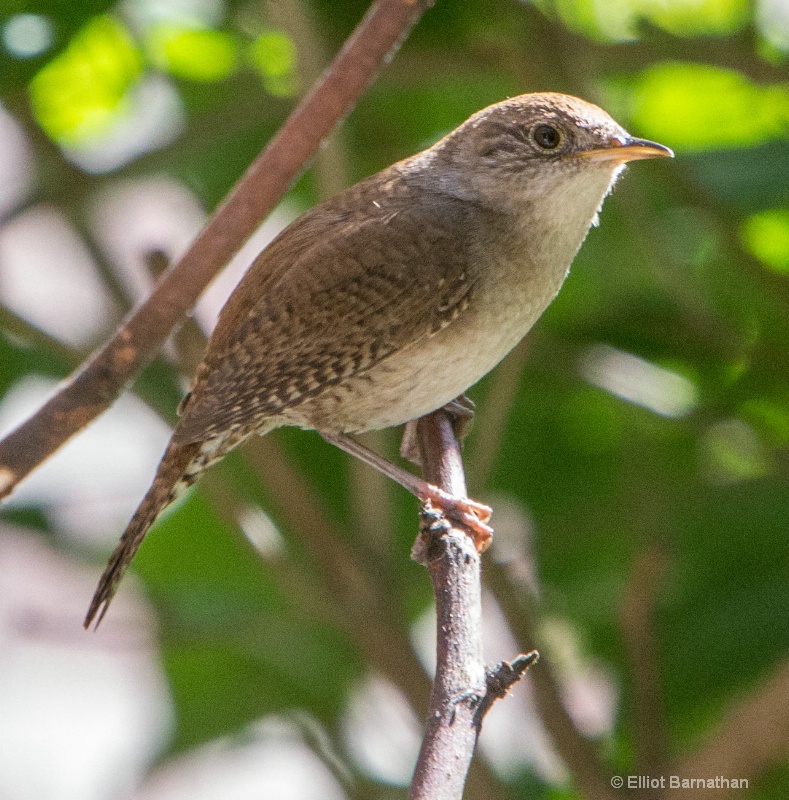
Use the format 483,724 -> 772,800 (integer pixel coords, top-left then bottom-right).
146,24 -> 239,82
628,62 -> 789,151
29,14 -> 142,143
741,208 -> 789,273
249,30 -> 299,98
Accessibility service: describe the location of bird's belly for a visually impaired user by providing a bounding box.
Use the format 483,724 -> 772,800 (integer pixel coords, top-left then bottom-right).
354,337 -> 502,430
288,283 -> 550,433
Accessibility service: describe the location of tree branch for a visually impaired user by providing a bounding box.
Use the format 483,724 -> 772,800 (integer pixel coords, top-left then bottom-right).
0,0 -> 435,501
408,409 -> 536,800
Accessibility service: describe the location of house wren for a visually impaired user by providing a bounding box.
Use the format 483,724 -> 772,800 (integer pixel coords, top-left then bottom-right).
85,92 -> 671,627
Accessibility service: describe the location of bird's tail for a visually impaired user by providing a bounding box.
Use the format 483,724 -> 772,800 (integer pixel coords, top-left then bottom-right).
84,436 -> 211,629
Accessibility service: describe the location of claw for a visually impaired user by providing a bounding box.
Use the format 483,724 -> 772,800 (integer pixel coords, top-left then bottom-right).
420,484 -> 493,552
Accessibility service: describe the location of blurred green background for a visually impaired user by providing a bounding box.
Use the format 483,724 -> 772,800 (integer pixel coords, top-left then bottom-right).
0,1 -> 788,798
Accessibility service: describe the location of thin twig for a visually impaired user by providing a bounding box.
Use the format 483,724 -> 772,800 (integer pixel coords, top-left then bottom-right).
408,409 -> 536,800
0,0 -> 435,501
473,653 -> 540,727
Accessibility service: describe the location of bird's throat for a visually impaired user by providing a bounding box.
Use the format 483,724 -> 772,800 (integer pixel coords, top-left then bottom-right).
516,163 -> 625,280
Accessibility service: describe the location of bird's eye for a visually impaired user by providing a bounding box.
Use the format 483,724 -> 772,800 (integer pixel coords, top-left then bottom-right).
532,123 -> 562,150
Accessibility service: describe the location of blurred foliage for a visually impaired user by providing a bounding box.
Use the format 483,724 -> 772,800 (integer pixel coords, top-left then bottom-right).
627,61 -> 789,150
249,29 -> 300,96
532,0 -> 752,44
742,208 -> 789,273
1,0 -> 789,798
29,14 -> 143,142
146,24 -> 240,82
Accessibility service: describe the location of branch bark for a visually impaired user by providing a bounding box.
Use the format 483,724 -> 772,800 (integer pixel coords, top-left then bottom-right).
408,409 -> 536,800
0,0 -> 435,501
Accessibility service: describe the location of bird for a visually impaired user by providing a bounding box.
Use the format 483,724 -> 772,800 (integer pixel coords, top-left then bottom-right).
85,92 -> 672,628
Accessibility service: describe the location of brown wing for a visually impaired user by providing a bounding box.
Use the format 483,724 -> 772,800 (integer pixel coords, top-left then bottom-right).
174,169 -> 482,444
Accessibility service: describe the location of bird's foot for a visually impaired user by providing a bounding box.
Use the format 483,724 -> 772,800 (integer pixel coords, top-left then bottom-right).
419,484 -> 493,552
320,430 -> 492,551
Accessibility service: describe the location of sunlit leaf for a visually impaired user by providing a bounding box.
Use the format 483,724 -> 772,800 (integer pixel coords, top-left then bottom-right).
636,0 -> 749,36
249,31 -> 299,98
628,62 -> 789,151
538,0 -> 749,41
543,0 -> 639,42
29,15 -> 142,144
741,208 -> 789,273
147,24 -> 238,82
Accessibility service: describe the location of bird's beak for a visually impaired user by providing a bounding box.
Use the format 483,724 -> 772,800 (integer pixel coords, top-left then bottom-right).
576,136 -> 674,163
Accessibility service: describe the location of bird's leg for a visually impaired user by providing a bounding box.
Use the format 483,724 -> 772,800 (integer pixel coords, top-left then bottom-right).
400,394 -> 476,465
320,430 -> 492,547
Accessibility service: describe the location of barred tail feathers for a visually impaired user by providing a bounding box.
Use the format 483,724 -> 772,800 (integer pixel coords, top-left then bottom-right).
84,437 -> 206,629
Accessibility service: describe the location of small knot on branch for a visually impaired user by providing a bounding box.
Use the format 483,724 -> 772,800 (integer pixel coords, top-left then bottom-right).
412,500 -> 453,564
473,651 -> 540,728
